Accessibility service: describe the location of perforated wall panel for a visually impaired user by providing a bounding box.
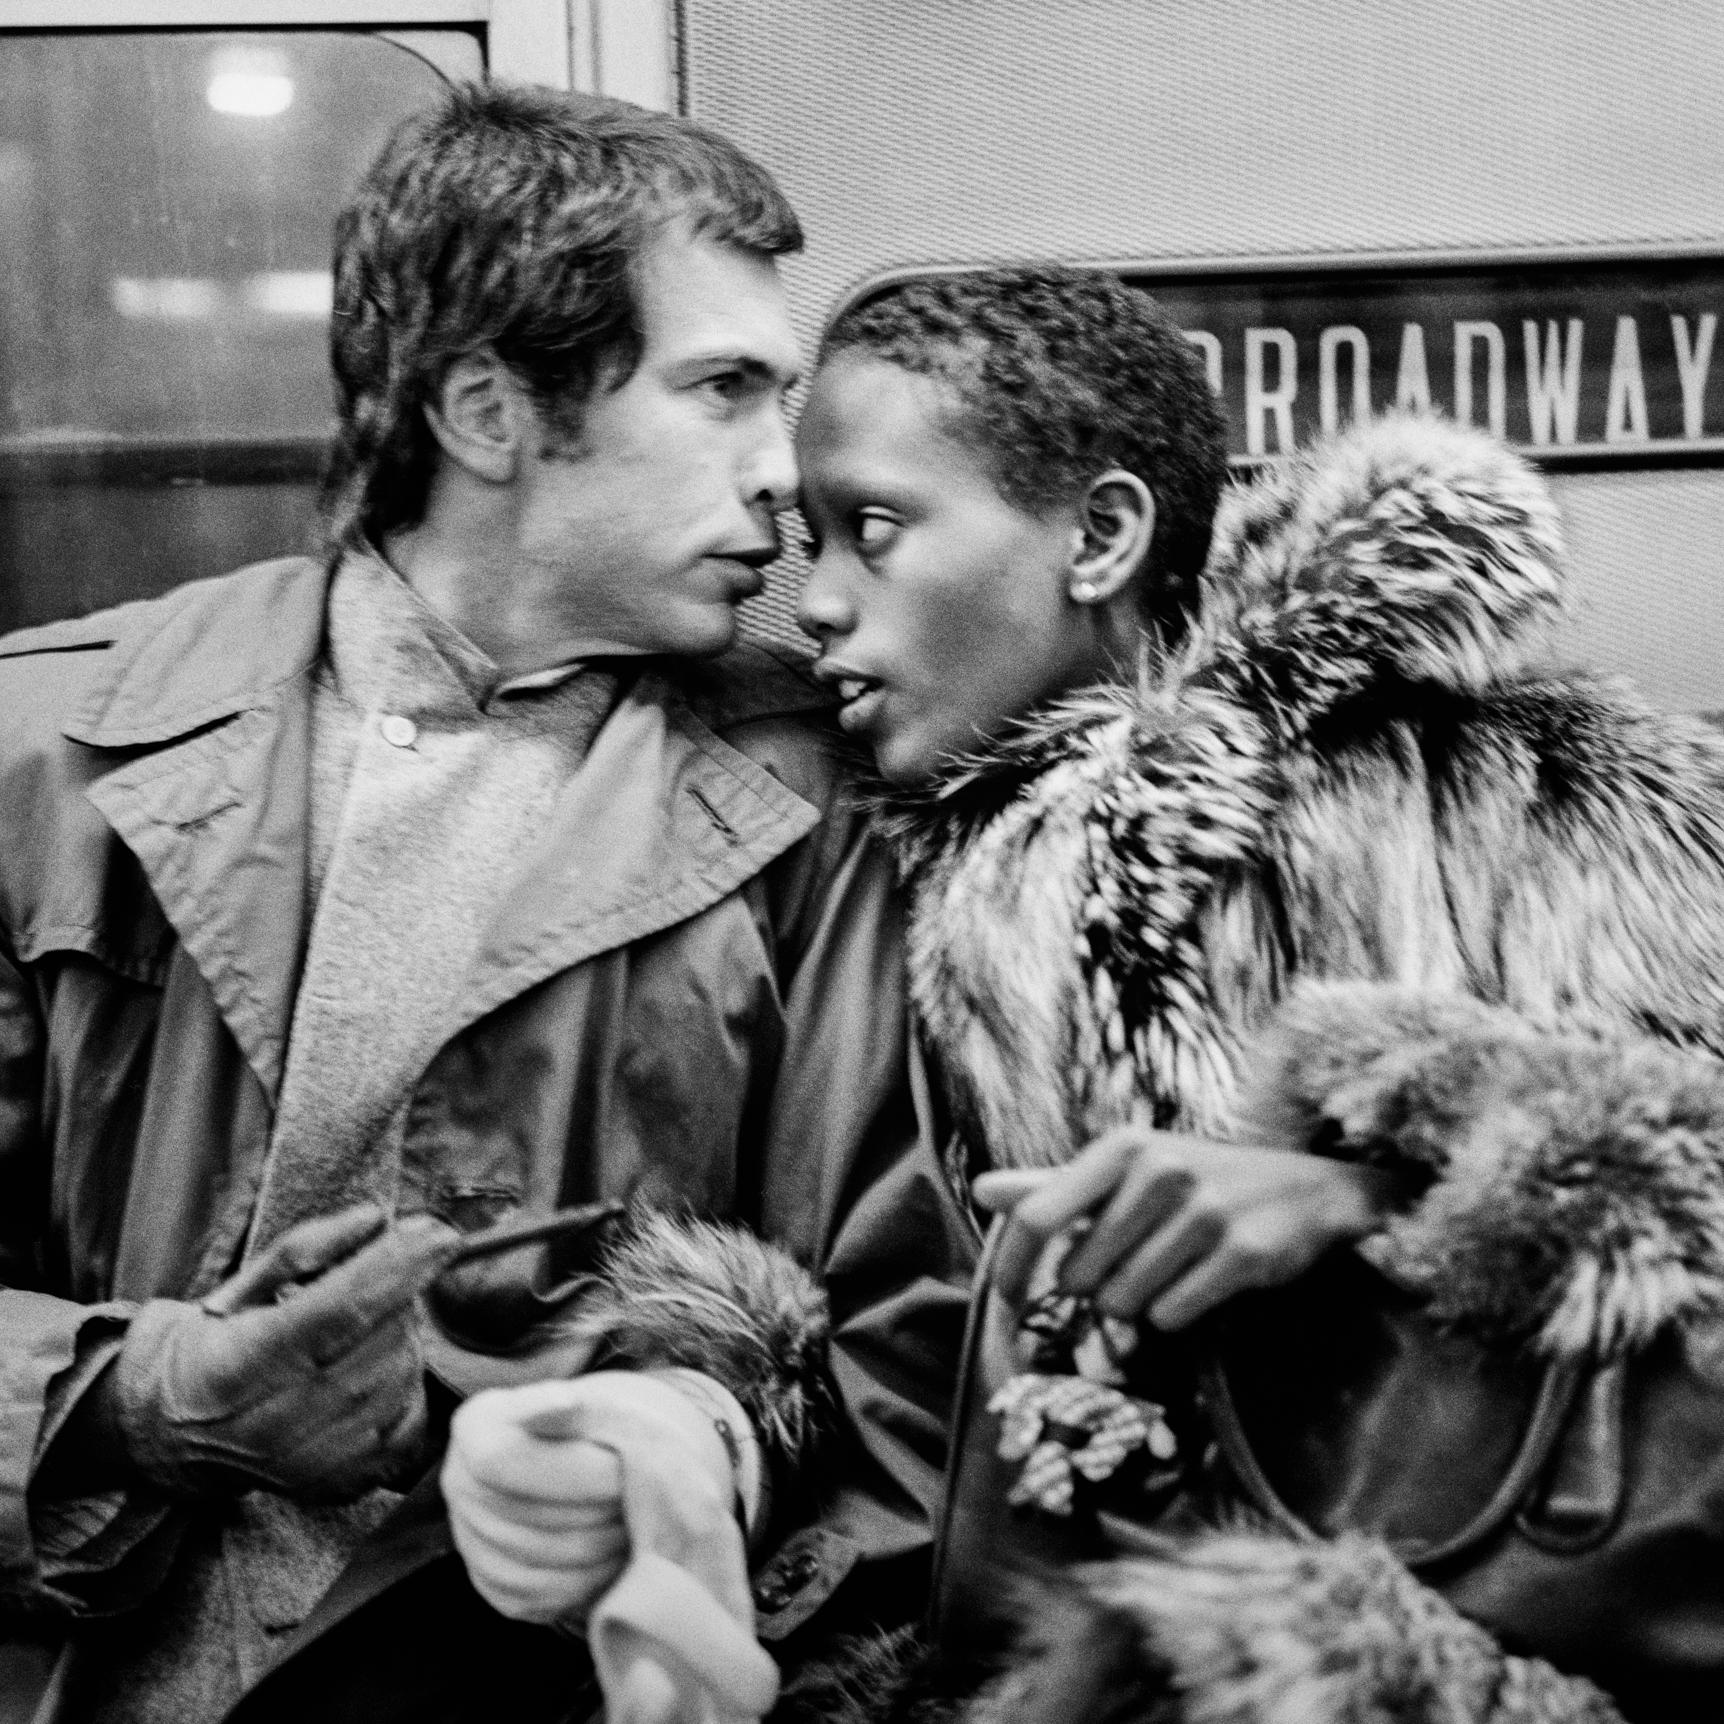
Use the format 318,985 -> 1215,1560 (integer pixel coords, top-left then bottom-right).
689,0 -> 1724,708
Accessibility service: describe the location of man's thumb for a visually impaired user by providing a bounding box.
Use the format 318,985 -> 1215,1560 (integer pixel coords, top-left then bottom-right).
202,1203 -> 388,1315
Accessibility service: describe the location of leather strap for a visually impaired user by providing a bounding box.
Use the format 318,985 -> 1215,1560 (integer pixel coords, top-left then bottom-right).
1515,1354 -> 1629,1551
928,1221 -> 1009,1643
1193,1346 -> 1590,1567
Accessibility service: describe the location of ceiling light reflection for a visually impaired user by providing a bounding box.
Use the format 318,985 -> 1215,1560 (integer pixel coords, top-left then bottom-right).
112,277 -> 223,320
207,70 -> 294,117
246,271 -> 333,317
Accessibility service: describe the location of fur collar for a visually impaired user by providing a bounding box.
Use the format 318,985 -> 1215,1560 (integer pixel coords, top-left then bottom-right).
872,414 -> 1724,1358
873,414 -> 1566,1173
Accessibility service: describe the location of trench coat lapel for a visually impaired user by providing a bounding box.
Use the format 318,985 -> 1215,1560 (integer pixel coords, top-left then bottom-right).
57,563 -> 822,1095
62,559 -> 326,1102
452,669 -> 820,1033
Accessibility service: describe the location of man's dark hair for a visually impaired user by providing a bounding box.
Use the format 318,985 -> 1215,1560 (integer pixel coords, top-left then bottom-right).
321,81 -> 802,555
821,267 -> 1228,644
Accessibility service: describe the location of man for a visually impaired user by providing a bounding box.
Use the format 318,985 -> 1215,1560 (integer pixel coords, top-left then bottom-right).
0,83 -> 970,1723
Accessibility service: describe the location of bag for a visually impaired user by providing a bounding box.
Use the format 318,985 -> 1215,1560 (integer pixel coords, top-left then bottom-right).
931,1226 -> 1724,1721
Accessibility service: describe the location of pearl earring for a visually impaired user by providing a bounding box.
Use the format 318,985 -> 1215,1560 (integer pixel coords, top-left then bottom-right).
1072,580 -> 1098,601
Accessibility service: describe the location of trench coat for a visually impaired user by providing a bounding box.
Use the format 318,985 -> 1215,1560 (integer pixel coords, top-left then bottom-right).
0,556 -> 975,1720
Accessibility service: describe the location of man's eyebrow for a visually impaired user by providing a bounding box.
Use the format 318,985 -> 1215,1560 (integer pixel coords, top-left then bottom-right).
670,350 -> 802,389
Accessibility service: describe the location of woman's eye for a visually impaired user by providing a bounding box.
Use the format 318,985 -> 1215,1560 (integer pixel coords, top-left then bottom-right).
855,511 -> 897,552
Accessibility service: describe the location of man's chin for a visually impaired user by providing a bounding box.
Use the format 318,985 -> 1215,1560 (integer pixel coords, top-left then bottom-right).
682,612 -> 742,658
655,604 -> 742,660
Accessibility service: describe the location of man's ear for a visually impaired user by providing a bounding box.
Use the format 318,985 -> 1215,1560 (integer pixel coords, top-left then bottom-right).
1067,470 -> 1155,605
423,348 -> 529,485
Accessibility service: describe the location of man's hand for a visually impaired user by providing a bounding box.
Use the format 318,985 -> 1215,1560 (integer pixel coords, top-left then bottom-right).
442,1372 -> 742,1631
104,1203 -> 459,1500
973,1127 -> 1400,1329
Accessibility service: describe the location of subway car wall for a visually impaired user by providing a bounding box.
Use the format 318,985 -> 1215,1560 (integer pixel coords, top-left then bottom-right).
5,5 -> 1724,717
693,0 -> 1724,714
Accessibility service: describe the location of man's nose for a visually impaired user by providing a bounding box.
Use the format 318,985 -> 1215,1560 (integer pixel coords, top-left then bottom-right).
746,410 -> 799,515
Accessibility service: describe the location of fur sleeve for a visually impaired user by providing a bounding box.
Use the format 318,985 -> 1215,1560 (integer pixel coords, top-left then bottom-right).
983,1533 -> 1622,1724
1484,684 -> 1724,1055
1241,982 -> 1724,1358
563,1211 -> 833,1488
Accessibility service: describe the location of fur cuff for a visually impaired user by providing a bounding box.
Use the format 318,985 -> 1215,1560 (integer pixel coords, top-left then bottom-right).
566,1211 -> 833,1487
986,1533 -> 1621,1724
1243,982 -> 1724,1357
770,1626 -> 930,1724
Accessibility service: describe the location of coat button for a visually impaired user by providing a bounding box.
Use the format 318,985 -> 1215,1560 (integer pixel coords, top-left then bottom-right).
379,714 -> 418,748
753,1545 -> 819,1611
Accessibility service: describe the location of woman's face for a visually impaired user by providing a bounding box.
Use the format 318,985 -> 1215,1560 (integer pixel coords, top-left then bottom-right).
796,355 -> 1102,785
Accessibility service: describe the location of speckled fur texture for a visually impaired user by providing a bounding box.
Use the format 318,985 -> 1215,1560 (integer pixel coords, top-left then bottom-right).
992,1535 -> 1620,1724
876,413 -> 1724,1354
867,414 -> 1724,1724
1246,985 -> 1724,1359
779,1535 -> 1620,1724
564,1209 -> 832,1484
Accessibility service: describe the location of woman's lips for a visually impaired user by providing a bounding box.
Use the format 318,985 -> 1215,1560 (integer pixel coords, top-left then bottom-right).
833,677 -> 885,734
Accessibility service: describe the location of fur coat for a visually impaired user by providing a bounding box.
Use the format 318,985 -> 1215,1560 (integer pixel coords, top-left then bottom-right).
868,414 -> 1724,1724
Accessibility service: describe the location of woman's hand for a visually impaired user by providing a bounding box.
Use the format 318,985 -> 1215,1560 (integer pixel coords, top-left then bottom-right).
442,1372 -> 741,1629
972,1126 -> 1401,1329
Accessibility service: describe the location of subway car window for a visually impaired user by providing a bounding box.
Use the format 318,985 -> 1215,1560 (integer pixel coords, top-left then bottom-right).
0,29 -> 475,634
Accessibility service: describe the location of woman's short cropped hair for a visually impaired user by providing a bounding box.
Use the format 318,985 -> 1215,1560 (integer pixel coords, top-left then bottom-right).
821,267 -> 1228,644
321,81 -> 802,555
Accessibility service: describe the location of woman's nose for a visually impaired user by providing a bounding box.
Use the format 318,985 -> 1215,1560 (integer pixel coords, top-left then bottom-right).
796,547 -> 853,643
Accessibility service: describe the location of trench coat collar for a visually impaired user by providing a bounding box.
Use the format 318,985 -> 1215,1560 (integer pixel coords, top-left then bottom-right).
63,560 -> 327,1102
61,557 -> 826,1101
62,556 -> 330,749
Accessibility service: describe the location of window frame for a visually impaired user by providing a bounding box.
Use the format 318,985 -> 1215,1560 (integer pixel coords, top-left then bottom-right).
0,2 -> 561,85
0,0 -> 570,500
0,0 -> 677,500
0,1 -> 680,102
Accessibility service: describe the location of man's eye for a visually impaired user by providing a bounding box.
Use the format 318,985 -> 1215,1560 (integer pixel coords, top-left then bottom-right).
701,373 -> 745,404
855,511 -> 897,551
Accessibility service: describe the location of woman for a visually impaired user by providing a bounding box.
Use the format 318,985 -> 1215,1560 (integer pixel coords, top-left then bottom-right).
794,266 -> 1724,1723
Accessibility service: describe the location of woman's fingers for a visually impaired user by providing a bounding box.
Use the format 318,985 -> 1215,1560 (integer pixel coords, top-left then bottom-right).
442,1400 -> 632,1627
1143,1250 -> 1245,1331
448,1490 -> 628,1571
983,1130 -> 1363,1326
1096,1203 -> 1229,1322
447,1384 -> 626,1503
986,1134 -> 1138,1302
970,1169 -> 1047,1213
1057,1135 -> 1205,1294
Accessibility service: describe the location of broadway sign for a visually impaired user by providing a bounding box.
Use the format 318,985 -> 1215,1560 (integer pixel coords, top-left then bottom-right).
1120,251 -> 1724,467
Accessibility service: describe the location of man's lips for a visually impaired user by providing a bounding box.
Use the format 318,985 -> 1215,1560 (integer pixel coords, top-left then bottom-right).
708,555 -> 769,598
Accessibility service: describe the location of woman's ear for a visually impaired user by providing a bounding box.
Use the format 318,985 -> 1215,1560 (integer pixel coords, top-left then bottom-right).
422,348 -> 529,485
1067,470 -> 1155,606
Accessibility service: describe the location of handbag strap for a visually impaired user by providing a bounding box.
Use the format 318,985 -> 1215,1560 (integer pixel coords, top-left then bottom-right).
927,1218 -> 1008,1643
1195,1345 -> 1590,1567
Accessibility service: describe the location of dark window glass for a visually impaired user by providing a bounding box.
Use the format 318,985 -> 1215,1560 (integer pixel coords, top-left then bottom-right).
0,30 -> 475,631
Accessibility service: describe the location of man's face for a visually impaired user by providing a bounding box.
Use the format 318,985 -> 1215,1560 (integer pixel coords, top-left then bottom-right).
797,354 -> 1098,785
516,227 -> 801,658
